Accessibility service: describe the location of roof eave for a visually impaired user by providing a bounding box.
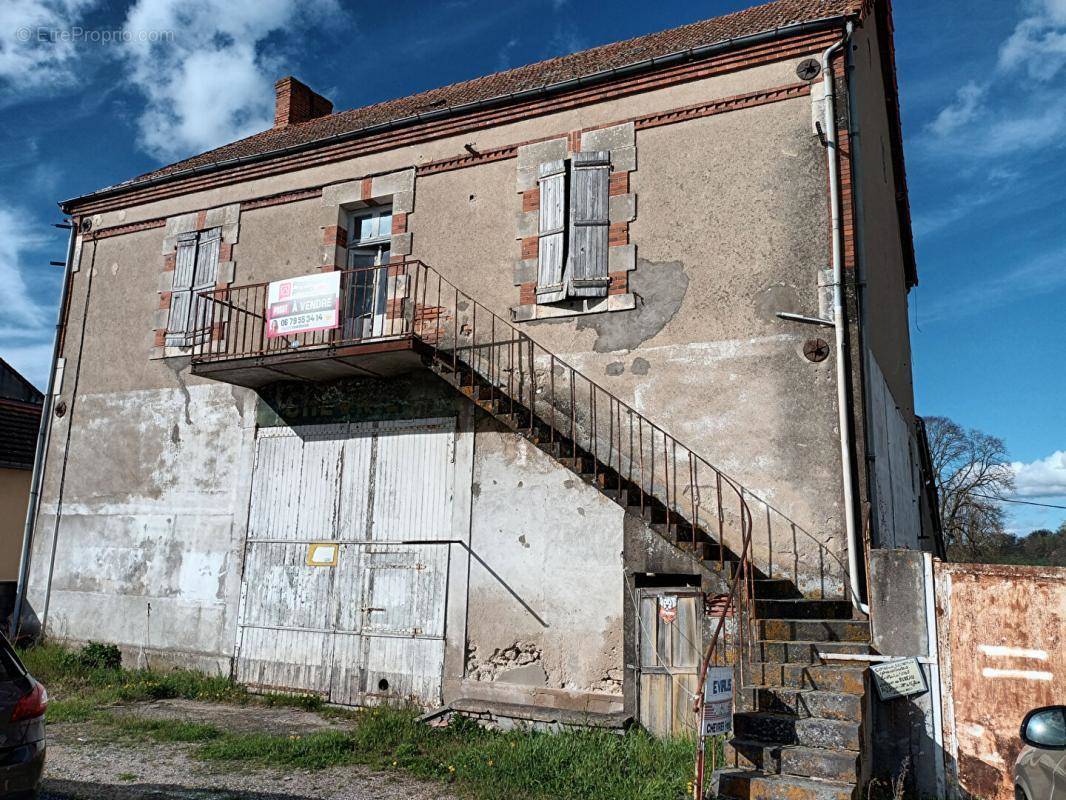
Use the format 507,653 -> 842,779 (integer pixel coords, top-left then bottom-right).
60,13 -> 851,213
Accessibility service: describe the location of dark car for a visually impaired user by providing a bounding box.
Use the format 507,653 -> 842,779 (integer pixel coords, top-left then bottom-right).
0,634 -> 47,799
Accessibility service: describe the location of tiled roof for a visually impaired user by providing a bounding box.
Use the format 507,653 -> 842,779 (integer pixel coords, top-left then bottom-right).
112,0 -> 855,193
0,400 -> 41,470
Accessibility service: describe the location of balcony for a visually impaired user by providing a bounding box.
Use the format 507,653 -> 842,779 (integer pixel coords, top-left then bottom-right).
190,260 -> 442,388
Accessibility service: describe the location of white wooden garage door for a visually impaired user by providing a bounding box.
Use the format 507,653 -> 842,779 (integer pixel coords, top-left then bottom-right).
234,418 -> 455,707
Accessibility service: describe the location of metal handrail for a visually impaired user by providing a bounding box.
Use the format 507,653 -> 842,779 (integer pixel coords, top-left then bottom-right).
192,260 -> 864,739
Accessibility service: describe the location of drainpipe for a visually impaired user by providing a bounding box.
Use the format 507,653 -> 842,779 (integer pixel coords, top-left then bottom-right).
10,221 -> 77,639
822,22 -> 869,616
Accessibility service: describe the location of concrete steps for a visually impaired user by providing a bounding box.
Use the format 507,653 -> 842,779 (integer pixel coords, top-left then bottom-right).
725,740 -> 861,782
717,770 -> 856,800
757,618 -> 869,643
739,686 -> 863,721
733,711 -> 861,751
747,662 -> 866,694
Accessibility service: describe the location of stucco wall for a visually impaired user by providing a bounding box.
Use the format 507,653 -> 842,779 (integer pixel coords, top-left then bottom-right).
464,415 -> 625,707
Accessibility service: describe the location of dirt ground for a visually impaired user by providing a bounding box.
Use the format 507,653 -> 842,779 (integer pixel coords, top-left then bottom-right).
40,699 -> 457,800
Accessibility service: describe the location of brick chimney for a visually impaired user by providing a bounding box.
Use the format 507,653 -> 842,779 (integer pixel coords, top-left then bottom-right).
274,76 -> 333,128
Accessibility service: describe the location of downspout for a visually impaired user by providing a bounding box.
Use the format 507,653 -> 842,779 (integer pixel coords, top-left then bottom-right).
11,221 -> 77,639
822,22 -> 869,615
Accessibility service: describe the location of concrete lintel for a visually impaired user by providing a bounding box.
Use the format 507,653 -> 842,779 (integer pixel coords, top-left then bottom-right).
516,138 -> 567,169
581,122 -> 635,153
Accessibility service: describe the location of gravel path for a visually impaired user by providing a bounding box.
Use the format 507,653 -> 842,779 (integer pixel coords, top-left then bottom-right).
41,700 -> 457,800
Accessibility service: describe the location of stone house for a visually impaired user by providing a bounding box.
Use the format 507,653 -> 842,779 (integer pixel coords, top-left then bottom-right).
24,1 -> 935,796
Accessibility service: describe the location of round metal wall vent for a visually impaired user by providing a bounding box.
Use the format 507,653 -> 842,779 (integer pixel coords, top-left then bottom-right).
796,58 -> 821,81
79,218 -> 93,233
54,400 -> 68,418
804,339 -> 830,363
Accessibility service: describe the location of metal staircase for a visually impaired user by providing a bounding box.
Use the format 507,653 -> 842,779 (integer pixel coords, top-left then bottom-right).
193,259 -> 872,798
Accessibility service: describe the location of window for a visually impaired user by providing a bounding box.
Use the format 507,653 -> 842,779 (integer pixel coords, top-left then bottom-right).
536,151 -> 610,305
167,228 -> 221,347
344,207 -> 392,338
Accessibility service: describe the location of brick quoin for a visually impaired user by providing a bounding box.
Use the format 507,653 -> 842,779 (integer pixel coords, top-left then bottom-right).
153,329 -> 166,348
608,172 -> 629,196
159,292 -> 172,309
322,225 -> 347,247
163,253 -> 176,271
391,212 -> 408,234
608,272 -> 628,295
522,187 -> 540,212
361,177 -> 373,201
195,209 -> 207,230
568,130 -> 582,153
218,242 -> 234,262
518,282 -> 536,305
520,236 -> 538,260
608,223 -> 629,246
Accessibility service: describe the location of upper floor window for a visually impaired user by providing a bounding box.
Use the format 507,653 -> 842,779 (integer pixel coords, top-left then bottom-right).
344,207 -> 392,338
166,228 -> 220,347
347,207 -> 392,267
536,151 -> 610,304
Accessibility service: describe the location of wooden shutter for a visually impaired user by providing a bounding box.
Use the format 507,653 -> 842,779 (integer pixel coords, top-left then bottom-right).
190,228 -> 221,342
166,233 -> 199,346
567,151 -> 610,298
535,159 -> 567,304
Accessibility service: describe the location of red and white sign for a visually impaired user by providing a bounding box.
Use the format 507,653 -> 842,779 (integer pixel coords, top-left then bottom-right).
658,595 -> 678,624
266,272 -> 341,339
701,667 -> 734,736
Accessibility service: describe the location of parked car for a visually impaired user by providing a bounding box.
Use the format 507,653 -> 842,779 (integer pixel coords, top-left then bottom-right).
1015,705 -> 1066,800
0,634 -> 47,799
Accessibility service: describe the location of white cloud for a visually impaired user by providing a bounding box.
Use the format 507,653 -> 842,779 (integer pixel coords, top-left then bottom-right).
0,207 -> 56,390
1012,451 -> 1066,498
927,81 -> 985,139
999,0 -> 1066,80
0,208 -> 48,328
923,1 -> 1066,159
121,0 -> 341,161
0,0 -> 98,93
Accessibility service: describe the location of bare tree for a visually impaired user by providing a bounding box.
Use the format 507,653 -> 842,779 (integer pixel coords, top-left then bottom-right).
924,416 -> 1015,560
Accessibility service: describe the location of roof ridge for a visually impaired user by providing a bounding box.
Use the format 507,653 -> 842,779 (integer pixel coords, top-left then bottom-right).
70,0 -> 856,204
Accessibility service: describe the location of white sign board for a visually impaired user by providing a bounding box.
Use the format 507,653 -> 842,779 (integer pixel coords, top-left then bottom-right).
267,272 -> 341,339
870,657 -> 928,701
701,666 -> 733,736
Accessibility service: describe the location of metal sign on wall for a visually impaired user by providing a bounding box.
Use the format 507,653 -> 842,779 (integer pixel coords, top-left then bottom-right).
870,657 -> 928,700
267,272 -> 341,338
701,666 -> 734,736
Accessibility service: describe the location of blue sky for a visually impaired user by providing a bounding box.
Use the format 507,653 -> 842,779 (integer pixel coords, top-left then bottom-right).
0,0 -> 1063,531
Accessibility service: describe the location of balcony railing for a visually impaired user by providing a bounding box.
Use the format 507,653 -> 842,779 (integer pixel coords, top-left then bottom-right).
191,261 -> 425,365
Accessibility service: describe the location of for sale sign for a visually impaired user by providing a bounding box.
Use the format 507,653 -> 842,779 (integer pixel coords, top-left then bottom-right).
266,272 -> 341,339
701,667 -> 734,736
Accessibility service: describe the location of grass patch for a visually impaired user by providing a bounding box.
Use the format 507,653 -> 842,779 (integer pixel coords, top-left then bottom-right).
21,641 -> 702,799
194,707 -> 698,800
109,717 -> 222,743
19,641 -> 321,714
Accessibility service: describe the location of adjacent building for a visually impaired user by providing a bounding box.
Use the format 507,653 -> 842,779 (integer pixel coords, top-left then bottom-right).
26,1 -> 934,795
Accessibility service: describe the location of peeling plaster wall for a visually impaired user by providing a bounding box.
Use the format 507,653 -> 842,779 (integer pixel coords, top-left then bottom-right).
464,415 -> 624,707
27,383 -> 257,671
30,48 -> 911,668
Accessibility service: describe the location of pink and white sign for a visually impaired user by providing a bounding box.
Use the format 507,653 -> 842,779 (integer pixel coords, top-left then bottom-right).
266,272 -> 341,339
